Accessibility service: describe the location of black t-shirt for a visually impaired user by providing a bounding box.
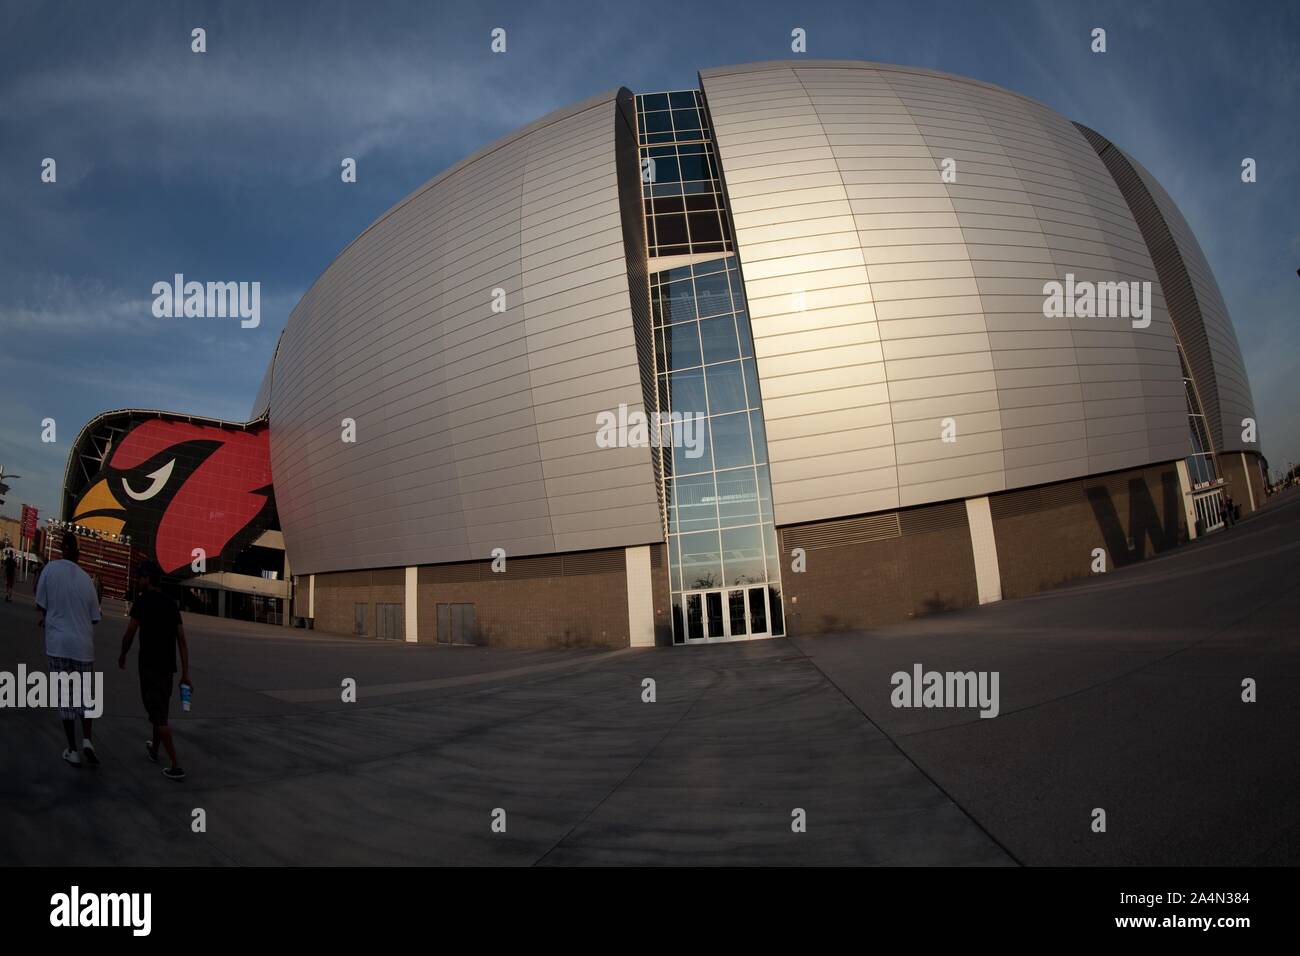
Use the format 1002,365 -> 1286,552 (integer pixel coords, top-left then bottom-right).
131,589 -> 182,675
3,555 -> 15,574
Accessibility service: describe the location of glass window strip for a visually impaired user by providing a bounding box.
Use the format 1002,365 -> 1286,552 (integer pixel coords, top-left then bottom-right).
638,90 -> 782,637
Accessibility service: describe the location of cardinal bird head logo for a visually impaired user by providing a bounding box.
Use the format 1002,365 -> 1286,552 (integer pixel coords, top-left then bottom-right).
71,419 -> 273,576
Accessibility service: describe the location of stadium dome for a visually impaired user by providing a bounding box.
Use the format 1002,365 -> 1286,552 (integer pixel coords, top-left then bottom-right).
65,60 -> 1263,647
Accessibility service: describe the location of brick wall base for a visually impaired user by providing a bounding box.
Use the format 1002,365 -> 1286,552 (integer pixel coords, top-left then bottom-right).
991,462 -> 1185,599
777,500 -> 978,637
312,549 -> 634,649
306,461 -> 1207,646
775,461 -> 1191,634
312,568 -> 403,638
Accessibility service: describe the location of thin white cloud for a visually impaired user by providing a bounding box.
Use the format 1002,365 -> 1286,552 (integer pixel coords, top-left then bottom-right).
0,25 -> 555,184
0,274 -> 301,337
0,274 -> 156,333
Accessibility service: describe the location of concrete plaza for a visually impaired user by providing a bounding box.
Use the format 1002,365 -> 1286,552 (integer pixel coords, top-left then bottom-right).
3,490 -> 1297,866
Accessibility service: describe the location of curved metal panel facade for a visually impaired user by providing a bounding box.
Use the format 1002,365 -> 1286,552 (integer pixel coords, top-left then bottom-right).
700,60 -> 1191,526
250,333 -> 277,420
246,59 -> 1256,575
267,89 -> 662,575
1119,149 -> 1257,455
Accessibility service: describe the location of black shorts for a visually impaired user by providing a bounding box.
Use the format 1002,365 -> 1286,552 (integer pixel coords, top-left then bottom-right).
140,670 -> 174,726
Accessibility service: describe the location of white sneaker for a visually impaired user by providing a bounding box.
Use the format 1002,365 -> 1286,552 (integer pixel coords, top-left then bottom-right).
62,748 -> 82,767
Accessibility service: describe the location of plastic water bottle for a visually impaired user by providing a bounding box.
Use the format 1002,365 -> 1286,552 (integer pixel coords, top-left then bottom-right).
180,682 -> 192,712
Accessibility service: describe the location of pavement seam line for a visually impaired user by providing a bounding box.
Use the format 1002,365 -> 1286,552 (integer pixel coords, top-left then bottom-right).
787,640 -> 1026,867
531,665 -> 724,867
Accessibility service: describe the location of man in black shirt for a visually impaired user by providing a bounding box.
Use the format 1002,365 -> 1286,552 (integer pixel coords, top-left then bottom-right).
3,549 -> 16,601
118,561 -> 191,781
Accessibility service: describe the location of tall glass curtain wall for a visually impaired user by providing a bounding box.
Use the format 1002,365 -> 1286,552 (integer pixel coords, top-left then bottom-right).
637,89 -> 730,258
637,91 -> 785,643
1178,347 -> 1219,486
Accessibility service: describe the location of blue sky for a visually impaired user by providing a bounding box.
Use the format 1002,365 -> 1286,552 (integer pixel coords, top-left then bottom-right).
1,0 -> 1296,521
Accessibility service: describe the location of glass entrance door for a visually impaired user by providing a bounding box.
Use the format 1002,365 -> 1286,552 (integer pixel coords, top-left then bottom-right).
684,590 -> 725,642
705,590 -> 724,639
746,586 -> 769,638
685,592 -> 705,642
684,587 -> 771,642
1193,488 -> 1225,534
727,590 -> 748,639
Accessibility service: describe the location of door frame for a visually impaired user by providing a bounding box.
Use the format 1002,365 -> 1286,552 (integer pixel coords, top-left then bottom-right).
1193,488 -> 1225,534
682,586 -> 772,643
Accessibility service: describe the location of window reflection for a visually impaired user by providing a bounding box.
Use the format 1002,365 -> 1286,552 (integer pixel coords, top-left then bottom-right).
709,413 -> 753,470
664,322 -> 702,369
722,526 -> 764,586
679,531 -> 722,590
698,315 -> 739,364
717,469 -> 759,527
670,473 -> 719,534
668,367 -> 706,415
706,362 -> 747,415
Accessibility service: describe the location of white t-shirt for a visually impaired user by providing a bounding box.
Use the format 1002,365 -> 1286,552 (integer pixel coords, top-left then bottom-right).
36,559 -> 101,662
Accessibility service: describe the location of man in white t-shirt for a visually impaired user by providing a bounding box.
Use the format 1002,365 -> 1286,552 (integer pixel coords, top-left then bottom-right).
36,532 -> 102,767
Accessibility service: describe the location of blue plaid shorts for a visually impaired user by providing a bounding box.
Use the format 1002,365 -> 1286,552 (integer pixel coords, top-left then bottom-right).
47,656 -> 94,720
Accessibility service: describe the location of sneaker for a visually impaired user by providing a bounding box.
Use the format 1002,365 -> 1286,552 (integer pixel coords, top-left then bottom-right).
81,741 -> 100,768
162,766 -> 186,782
144,741 -> 159,763
62,748 -> 82,767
